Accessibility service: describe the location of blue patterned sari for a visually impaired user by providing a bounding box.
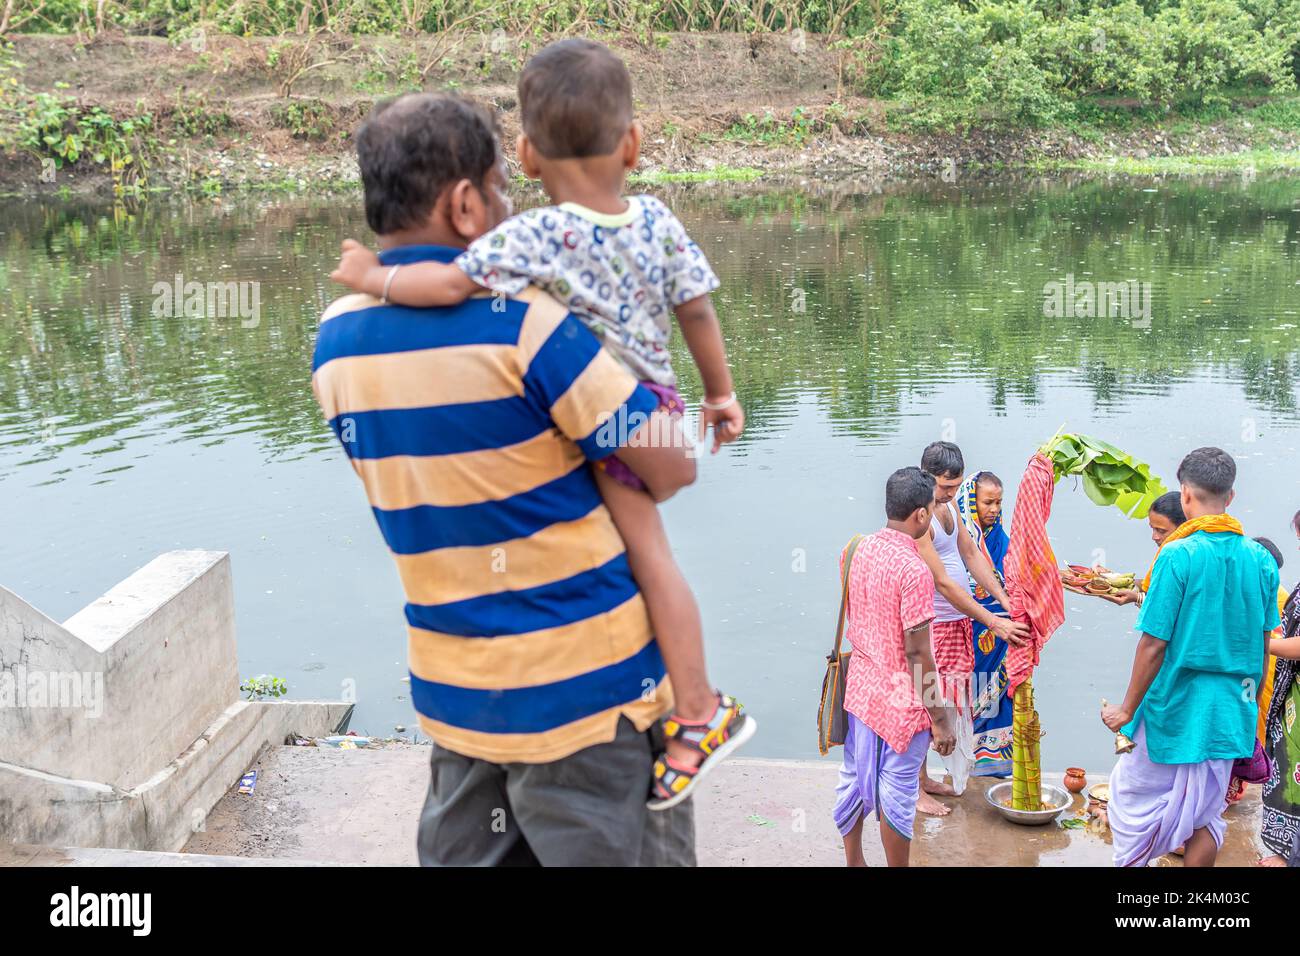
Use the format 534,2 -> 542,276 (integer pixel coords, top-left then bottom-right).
956,473 -> 1013,778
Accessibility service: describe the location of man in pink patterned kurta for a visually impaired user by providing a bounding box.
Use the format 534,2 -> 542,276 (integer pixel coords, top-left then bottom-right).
834,467 -> 957,867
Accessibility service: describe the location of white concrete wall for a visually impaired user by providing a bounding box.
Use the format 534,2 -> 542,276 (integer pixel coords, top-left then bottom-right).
0,551 -> 352,851
0,699 -> 354,851
1,550 -> 237,790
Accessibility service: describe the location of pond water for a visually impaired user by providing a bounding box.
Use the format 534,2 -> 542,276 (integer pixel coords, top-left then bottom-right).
2,173 -> 1298,777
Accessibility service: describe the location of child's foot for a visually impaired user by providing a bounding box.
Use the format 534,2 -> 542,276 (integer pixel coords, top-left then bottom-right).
1258,854 -> 1286,867
648,692 -> 756,811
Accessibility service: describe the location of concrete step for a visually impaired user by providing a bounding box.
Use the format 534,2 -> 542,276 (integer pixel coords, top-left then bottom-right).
183,741 -> 427,865
7,749 -> 1267,867
181,749 -> 1266,867
0,843 -> 341,866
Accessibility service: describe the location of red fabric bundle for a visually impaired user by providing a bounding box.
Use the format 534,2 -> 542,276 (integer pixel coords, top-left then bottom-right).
1005,451 -> 1065,696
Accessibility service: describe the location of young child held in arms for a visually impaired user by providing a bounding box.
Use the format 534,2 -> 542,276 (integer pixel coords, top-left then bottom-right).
331,38 -> 755,809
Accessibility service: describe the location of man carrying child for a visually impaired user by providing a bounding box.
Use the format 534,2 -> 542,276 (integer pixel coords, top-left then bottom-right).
331,38 -> 756,811
313,90 -> 701,865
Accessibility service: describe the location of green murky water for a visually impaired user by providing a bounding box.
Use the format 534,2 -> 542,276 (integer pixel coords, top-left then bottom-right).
2,173 -> 1298,773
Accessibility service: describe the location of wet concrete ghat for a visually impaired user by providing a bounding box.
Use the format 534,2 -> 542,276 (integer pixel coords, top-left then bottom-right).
3,750 -> 1265,867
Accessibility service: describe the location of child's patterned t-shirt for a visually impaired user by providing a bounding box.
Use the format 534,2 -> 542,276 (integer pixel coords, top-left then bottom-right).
454,195 -> 720,386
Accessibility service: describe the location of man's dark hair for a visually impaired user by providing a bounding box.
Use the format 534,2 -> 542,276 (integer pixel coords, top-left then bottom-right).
355,93 -> 500,236
1149,490 -> 1187,527
886,467 -> 936,521
518,39 -> 633,159
1293,509 -> 1300,534
1255,536 -> 1284,570
920,441 -> 964,480
975,471 -> 1002,490
1176,446 -> 1236,501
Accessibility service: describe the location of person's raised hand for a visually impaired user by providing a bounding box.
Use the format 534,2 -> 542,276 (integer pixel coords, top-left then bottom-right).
330,239 -> 383,296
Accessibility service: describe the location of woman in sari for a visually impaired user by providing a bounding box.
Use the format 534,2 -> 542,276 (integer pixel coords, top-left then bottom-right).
1260,509 -> 1300,867
956,471 -> 1013,777
1113,491 -> 1186,606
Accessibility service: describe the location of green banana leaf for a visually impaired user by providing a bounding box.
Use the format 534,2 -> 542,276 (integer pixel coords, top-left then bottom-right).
1042,431 -> 1167,519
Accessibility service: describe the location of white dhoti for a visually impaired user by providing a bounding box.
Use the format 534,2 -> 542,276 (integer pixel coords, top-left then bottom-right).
1108,723 -> 1232,867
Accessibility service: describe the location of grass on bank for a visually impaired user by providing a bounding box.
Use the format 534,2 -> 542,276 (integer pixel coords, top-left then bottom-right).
1055,147 -> 1300,174
628,166 -> 764,184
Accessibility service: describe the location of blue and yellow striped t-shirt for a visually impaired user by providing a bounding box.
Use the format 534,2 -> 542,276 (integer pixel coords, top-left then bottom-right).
311,244 -> 671,763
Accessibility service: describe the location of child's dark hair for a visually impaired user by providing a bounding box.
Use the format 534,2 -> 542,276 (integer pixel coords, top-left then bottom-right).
518,39 -> 633,159
1255,536 -> 1284,571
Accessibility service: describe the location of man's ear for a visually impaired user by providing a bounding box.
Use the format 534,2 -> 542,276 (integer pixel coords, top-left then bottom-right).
1225,488 -> 1236,511
516,133 -> 543,180
446,178 -> 487,243
1180,484 -> 1194,512
622,121 -> 642,171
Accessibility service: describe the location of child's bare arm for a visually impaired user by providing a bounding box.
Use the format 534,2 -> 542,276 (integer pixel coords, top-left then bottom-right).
330,239 -> 478,306
1270,634 -> 1300,660
675,294 -> 744,453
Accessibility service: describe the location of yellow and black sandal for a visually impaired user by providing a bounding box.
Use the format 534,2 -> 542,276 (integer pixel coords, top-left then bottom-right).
648,693 -> 757,811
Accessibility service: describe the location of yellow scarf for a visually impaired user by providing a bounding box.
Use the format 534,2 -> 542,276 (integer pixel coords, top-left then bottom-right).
1140,512 -> 1244,592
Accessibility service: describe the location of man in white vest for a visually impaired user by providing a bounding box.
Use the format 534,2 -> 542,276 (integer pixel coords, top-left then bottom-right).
915,441 -> 1028,816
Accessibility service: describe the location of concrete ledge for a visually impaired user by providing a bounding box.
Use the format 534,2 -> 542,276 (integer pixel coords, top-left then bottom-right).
2,551 -> 237,788
0,699 -> 353,852
179,755 -> 1266,867
4,756 -> 1269,866
185,739 -> 426,864
1,550 -> 355,852
1,843 -> 345,866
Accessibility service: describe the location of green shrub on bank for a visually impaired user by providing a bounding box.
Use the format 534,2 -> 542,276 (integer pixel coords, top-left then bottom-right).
4,0 -> 876,36
874,0 -> 1297,128
0,46 -> 157,194
3,0 -> 1298,131
270,98 -> 334,139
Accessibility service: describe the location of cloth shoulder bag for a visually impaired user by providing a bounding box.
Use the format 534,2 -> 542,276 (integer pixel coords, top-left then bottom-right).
817,533 -> 866,755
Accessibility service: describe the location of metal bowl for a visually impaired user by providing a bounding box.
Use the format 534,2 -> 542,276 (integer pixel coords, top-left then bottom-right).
984,782 -> 1073,826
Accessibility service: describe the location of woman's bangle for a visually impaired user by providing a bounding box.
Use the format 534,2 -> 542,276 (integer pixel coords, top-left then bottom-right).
700,391 -> 736,411
381,264 -> 401,303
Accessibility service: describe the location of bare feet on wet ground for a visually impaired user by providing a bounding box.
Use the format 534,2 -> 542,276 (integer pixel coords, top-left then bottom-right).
918,774 -> 954,816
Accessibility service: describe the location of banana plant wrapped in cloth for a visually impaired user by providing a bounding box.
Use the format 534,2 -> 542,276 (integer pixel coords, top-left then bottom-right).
1006,452 -> 1066,691
1004,451 -> 1067,810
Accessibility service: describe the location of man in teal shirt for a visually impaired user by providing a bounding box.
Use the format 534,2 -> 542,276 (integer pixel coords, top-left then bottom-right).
1102,447 -> 1279,867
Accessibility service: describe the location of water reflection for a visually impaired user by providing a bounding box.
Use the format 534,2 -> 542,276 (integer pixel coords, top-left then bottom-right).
2,174 -> 1297,762
3,175 -> 1296,484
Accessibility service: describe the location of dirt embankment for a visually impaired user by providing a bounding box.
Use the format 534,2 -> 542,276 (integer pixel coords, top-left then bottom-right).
1,31 -> 1294,197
